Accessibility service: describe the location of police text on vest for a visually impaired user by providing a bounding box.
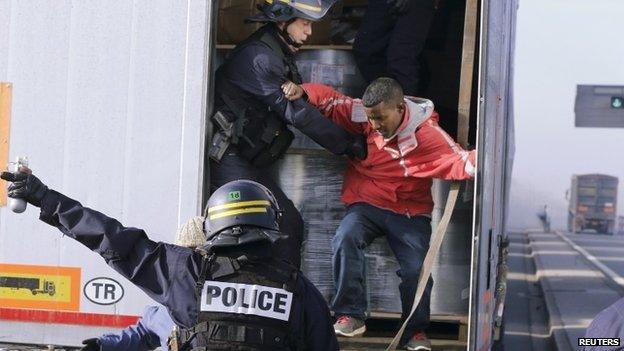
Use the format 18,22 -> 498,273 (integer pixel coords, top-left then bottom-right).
201,281 -> 293,321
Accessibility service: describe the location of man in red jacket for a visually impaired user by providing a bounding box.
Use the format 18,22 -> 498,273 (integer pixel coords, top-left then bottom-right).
282,77 -> 475,351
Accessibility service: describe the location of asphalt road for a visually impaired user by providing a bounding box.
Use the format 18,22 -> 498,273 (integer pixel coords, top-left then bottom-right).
565,232 -> 624,283
521,230 -> 624,351
500,232 -> 551,351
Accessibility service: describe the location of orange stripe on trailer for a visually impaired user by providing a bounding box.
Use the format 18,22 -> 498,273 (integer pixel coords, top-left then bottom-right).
0,263 -> 81,311
0,307 -> 140,328
0,82 -> 12,206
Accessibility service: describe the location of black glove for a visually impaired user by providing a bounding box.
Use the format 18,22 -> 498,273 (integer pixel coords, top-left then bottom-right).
345,134 -> 368,160
0,170 -> 48,207
388,0 -> 412,15
80,338 -> 102,351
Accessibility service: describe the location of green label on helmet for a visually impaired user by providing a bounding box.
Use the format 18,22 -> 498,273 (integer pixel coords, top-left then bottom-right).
228,191 -> 241,201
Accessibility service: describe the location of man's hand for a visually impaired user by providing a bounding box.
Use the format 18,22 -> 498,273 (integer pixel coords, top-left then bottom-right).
80,338 -> 102,351
281,81 -> 305,101
0,167 -> 48,207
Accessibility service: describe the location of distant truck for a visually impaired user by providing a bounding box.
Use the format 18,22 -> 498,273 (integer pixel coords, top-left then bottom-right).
568,174 -> 618,234
0,276 -> 56,296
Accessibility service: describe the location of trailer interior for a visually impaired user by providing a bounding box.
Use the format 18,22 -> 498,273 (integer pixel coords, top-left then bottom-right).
202,1 -> 510,350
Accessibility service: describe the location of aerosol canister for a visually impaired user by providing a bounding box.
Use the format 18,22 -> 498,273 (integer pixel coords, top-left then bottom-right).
168,325 -> 180,351
8,156 -> 28,213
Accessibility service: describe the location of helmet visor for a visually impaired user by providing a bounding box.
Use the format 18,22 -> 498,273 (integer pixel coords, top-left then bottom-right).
286,0 -> 336,20
249,0 -> 336,22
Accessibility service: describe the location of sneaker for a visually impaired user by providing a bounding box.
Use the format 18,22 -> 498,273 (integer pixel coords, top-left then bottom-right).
405,331 -> 432,351
333,315 -> 366,337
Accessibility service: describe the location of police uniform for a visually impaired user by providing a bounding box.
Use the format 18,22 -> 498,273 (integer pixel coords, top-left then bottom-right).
0,170 -> 339,351
353,0 -> 436,96
89,305 -> 174,351
209,0 -> 367,268
582,296 -> 624,351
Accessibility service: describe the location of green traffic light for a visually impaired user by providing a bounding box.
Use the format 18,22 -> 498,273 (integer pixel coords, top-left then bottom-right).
612,96 -> 624,109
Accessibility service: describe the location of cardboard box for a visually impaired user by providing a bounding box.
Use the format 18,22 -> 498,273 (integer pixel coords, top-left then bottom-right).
306,17 -> 332,45
217,0 -> 263,45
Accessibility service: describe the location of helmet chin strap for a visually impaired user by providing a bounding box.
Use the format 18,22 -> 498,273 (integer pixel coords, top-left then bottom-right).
279,20 -> 303,49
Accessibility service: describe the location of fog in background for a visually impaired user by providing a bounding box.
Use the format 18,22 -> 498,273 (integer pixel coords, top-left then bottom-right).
509,0 -> 624,231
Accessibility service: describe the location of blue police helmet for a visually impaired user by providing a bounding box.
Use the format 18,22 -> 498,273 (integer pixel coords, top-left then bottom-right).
246,0 -> 338,23
204,180 -> 285,248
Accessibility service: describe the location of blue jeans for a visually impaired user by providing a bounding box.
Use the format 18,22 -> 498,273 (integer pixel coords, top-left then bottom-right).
331,203 -> 433,339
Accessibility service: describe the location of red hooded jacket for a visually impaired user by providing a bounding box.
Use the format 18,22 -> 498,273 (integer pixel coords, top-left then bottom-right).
302,83 -> 476,216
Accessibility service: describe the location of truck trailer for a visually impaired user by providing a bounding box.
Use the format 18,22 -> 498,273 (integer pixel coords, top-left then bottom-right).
0,276 -> 56,296
0,0 -> 516,350
567,174 -> 618,234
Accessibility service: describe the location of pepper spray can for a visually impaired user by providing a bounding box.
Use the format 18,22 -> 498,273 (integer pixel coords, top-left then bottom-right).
8,156 -> 28,213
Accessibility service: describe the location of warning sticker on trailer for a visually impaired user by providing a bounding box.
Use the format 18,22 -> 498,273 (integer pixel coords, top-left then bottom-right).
0,263 -> 81,311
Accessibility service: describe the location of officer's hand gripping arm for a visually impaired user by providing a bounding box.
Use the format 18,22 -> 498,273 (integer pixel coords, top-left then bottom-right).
281,81 -> 306,101
233,50 -> 366,159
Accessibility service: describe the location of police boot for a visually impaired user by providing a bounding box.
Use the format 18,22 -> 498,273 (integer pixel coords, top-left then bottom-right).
345,134 -> 368,160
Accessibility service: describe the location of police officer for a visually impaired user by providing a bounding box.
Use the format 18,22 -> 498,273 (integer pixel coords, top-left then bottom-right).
353,0 -> 436,96
210,0 -> 367,268
1,169 -> 339,351
79,217 -> 207,351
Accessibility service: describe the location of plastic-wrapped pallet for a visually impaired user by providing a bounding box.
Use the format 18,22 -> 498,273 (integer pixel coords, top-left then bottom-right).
295,50 -> 367,98
276,151 -> 346,302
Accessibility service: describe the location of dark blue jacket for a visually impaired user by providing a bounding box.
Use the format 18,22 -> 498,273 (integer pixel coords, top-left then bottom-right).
99,305 -> 173,351
38,190 -> 339,351
214,25 -> 353,156
583,297 -> 624,351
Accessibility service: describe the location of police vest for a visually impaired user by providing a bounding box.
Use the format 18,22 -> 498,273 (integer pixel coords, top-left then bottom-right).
215,26 -> 298,167
179,254 -> 304,351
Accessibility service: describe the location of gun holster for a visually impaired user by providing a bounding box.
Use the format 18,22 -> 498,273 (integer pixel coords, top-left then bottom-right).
208,111 -> 235,163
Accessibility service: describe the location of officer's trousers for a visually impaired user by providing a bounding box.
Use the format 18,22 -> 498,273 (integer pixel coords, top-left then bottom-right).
353,0 -> 435,96
209,149 -> 303,268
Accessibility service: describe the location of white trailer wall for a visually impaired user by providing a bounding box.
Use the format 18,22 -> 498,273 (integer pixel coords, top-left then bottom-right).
0,0 -> 211,346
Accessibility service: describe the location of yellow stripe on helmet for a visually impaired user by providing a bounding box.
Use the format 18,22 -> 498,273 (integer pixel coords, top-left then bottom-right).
209,207 -> 268,220
291,2 -> 322,12
208,200 -> 271,214
265,0 -> 322,13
